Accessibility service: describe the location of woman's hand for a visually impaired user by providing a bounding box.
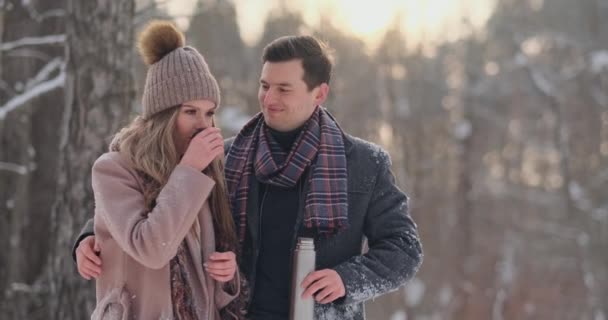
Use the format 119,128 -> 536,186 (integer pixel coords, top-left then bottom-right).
180,127 -> 224,171
204,251 -> 237,283
76,235 -> 102,280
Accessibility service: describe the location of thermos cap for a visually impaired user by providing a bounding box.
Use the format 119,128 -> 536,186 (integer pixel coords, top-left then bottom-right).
296,237 -> 315,250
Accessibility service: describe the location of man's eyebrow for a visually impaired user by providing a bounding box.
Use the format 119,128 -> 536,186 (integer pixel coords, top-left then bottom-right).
260,79 -> 293,87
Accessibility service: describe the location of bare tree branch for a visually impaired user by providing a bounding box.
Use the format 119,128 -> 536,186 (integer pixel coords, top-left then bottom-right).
5,48 -> 53,61
0,35 -> 66,52
37,9 -> 65,21
529,68 -> 556,99
591,50 -> 608,73
0,69 -> 65,120
0,162 -> 28,175
25,57 -> 63,91
19,1 -> 65,22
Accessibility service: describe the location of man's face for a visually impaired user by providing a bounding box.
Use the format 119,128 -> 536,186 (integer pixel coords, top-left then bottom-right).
258,59 -> 328,132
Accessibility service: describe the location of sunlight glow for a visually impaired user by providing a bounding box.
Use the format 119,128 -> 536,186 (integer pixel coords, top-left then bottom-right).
254,0 -> 495,50
159,0 -> 496,51
330,0 -> 404,37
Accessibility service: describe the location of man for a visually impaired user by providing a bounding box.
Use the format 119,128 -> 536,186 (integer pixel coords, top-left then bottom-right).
74,35 -> 423,320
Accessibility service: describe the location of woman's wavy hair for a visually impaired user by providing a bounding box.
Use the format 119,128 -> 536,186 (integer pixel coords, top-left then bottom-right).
109,106 -> 238,253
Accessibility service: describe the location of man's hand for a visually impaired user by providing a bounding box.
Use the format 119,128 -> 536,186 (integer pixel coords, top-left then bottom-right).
301,269 -> 346,304
76,235 -> 102,280
204,251 -> 237,283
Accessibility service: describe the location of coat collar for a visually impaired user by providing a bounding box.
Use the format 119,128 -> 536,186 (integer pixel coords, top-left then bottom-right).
343,133 -> 354,156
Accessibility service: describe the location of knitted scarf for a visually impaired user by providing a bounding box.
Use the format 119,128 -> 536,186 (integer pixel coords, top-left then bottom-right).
170,242 -> 198,320
225,106 -> 348,242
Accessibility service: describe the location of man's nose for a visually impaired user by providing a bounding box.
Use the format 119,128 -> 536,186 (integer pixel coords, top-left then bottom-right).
263,89 -> 276,105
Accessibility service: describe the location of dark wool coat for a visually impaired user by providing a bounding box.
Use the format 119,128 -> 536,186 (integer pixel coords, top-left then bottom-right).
225,133 -> 423,320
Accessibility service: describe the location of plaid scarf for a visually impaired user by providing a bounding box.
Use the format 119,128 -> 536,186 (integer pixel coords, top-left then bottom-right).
225,106 -> 348,242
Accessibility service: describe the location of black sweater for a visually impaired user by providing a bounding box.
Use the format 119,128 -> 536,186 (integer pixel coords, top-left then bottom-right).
249,127 -> 303,320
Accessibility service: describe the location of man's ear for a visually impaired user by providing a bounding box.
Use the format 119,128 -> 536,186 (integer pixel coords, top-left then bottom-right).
314,83 -> 330,105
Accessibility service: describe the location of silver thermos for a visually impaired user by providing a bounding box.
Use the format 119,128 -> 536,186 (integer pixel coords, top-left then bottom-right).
289,237 -> 316,320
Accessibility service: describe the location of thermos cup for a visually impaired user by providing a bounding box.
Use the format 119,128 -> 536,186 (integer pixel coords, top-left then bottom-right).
289,237 -> 316,320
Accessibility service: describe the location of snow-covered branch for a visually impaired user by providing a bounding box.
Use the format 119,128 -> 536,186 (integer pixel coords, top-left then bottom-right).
569,181 -> 593,212
0,162 -> 28,175
20,0 -> 65,22
591,87 -> 608,108
5,48 -> 52,61
528,68 -> 556,99
8,282 -> 44,294
591,50 -> 608,73
491,289 -> 506,320
511,53 -> 557,99
25,58 -> 63,91
37,9 -> 66,21
0,70 -> 65,120
0,35 -> 66,52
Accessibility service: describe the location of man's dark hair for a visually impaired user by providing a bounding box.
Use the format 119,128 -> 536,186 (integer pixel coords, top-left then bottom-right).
262,35 -> 333,90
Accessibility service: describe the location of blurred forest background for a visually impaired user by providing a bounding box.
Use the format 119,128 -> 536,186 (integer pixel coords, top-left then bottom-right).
1,0 -> 608,319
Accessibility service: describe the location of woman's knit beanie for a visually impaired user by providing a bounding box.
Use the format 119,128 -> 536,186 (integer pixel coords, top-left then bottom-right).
138,20 -> 220,119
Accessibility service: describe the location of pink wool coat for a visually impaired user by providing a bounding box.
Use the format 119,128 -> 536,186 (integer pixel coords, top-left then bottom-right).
90,152 -> 238,320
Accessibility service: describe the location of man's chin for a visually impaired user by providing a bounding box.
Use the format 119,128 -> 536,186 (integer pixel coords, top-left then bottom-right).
264,120 -> 284,131
263,117 -> 278,128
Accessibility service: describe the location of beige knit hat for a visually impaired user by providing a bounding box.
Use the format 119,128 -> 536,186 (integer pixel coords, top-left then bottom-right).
138,21 -> 220,119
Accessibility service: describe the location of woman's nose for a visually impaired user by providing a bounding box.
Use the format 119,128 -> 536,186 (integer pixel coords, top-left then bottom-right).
199,115 -> 211,129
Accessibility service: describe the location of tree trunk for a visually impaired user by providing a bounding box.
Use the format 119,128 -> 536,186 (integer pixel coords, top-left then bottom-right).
0,0 -> 135,318
1,0 -> 67,317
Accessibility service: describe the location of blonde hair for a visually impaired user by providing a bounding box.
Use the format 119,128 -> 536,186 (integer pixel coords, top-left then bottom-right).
110,106 -> 238,252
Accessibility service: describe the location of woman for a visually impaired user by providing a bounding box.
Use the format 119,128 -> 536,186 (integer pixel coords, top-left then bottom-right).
90,21 -> 241,319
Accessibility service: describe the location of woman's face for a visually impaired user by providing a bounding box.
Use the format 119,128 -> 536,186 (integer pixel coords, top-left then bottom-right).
174,99 -> 217,155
